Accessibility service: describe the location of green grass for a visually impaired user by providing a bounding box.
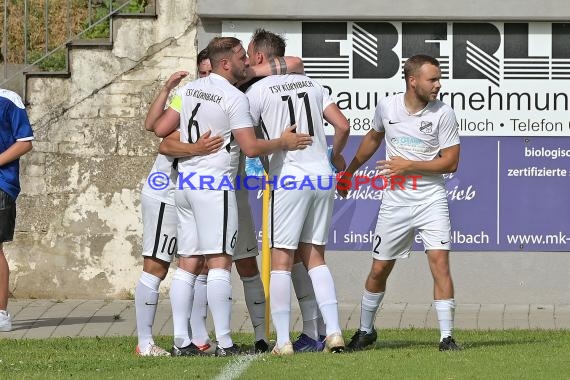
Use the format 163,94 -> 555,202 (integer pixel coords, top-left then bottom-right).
1,330 -> 569,379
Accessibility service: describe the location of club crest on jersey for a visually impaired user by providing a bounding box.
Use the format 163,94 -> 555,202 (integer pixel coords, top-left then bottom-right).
419,121 -> 433,134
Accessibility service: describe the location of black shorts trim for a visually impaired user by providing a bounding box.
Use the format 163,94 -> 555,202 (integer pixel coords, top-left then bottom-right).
151,202 -> 166,256
222,190 -> 228,254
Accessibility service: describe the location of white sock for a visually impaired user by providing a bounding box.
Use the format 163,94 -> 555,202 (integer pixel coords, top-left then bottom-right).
291,262 -> 319,340
270,270 -> 292,347
308,265 -> 341,336
135,271 -> 161,350
207,268 -> 233,348
434,298 -> 455,341
241,274 -> 267,342
169,268 -> 196,348
360,289 -> 384,333
190,274 -> 210,346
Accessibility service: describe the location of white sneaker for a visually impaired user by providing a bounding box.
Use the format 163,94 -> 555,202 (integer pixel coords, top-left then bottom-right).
136,343 -> 170,357
0,310 -> 12,332
271,341 -> 294,356
324,332 -> 345,353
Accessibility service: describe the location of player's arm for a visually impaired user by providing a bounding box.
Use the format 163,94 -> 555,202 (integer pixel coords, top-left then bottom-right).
233,125 -> 312,158
379,144 -> 460,176
158,130 -> 224,158
337,129 -> 384,198
145,71 -> 188,132
345,129 -> 384,175
323,103 -> 350,172
0,140 -> 33,166
240,56 -> 304,87
152,108 -> 180,138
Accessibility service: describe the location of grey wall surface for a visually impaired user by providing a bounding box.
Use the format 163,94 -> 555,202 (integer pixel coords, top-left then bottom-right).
325,251 -> 570,304
198,0 -> 570,20
229,250 -> 570,305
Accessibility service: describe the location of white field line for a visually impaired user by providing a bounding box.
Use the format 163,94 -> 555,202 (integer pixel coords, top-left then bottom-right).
213,354 -> 262,380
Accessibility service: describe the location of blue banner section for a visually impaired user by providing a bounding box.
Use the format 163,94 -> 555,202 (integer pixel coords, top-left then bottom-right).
246,136 -> 570,251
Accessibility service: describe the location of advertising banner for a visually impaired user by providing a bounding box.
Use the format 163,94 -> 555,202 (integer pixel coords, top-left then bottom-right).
224,20 -> 570,251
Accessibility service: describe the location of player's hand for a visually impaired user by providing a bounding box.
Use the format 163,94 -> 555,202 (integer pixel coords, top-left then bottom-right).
164,71 -> 189,91
336,171 -> 352,198
377,156 -> 411,176
280,124 -> 312,151
193,130 -> 224,155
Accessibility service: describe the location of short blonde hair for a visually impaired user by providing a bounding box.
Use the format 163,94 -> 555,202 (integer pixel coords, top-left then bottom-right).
206,37 -> 242,69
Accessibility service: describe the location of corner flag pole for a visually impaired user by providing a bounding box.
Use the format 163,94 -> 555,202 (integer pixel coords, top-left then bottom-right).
261,173 -> 271,338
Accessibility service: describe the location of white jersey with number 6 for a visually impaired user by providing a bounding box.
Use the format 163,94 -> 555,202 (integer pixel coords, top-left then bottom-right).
169,73 -> 253,189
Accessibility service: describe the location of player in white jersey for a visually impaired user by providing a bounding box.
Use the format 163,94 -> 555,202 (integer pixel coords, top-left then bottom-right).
157,50 -> 304,355
150,36 -> 312,356
183,48 -> 218,355
246,29 -> 350,355
197,48 -> 212,78
134,70 -> 224,356
339,55 -> 461,351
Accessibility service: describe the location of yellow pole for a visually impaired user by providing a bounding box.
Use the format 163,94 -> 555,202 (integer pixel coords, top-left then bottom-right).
261,173 -> 271,339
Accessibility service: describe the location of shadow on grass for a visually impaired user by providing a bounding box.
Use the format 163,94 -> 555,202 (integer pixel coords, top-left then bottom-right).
11,315 -> 124,331
368,337 -> 543,351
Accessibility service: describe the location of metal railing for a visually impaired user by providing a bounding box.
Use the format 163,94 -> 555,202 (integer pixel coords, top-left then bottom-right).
0,0 -> 151,95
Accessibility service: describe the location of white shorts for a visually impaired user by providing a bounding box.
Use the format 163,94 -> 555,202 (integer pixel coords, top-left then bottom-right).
176,189 -> 237,256
372,197 -> 451,260
141,194 -> 178,263
270,180 -> 334,250
233,185 -> 259,261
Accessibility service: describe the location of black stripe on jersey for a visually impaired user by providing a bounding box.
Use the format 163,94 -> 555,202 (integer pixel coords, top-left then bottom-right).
225,133 -> 234,153
222,190 -> 228,254
172,158 -> 178,171
270,190 -> 274,248
258,118 -> 270,140
152,202 -> 166,256
257,119 -> 270,173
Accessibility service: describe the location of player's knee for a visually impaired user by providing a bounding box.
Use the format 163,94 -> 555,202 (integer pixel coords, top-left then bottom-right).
235,258 -> 259,278
435,268 -> 452,282
368,266 -> 389,283
143,266 -> 169,280
431,257 -> 450,273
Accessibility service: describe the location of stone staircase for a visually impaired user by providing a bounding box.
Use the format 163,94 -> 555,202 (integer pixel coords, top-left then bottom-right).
25,5 -> 158,126
11,0 -> 201,300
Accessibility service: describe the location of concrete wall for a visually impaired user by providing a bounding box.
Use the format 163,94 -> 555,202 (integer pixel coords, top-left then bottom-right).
198,0 -> 570,20
9,0 -> 199,299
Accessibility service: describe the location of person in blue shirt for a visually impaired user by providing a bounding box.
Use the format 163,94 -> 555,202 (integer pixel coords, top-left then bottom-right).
0,89 -> 33,332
